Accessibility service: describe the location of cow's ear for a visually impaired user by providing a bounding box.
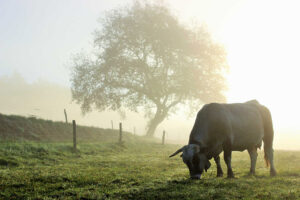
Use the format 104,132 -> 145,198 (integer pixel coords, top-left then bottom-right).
205,160 -> 211,172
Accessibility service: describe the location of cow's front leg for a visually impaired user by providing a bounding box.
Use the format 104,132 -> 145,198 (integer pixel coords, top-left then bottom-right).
214,155 -> 223,177
224,150 -> 234,178
247,147 -> 258,175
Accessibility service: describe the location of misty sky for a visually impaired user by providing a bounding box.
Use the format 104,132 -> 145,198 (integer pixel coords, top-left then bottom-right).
0,0 -> 130,85
1,0 -> 300,149
0,0 -> 244,85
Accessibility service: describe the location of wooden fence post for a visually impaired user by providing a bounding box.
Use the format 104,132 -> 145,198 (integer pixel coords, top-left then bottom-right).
73,120 -> 77,151
111,120 -> 114,130
119,122 -> 122,143
133,126 -> 136,135
162,130 -> 165,145
64,109 -> 68,124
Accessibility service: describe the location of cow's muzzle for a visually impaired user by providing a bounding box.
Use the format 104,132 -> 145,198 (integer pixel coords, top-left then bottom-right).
190,174 -> 201,180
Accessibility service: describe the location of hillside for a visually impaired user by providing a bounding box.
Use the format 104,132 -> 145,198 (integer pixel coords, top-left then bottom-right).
0,113 -> 136,143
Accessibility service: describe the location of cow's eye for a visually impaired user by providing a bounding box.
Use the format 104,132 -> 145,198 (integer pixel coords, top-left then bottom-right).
193,155 -> 199,163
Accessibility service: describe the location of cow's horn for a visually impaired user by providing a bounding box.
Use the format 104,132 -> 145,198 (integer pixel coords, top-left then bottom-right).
169,146 -> 185,157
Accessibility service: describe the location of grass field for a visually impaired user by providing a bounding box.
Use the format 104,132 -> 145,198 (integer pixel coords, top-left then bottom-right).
0,140 -> 299,200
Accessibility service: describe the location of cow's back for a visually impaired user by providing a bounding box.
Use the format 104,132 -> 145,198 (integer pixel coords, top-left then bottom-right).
189,101 -> 267,152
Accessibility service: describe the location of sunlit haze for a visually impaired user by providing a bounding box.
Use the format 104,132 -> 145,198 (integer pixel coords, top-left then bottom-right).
1,0 -> 300,149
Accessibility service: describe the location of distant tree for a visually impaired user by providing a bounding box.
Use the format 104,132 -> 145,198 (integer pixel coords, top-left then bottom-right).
70,2 -> 228,137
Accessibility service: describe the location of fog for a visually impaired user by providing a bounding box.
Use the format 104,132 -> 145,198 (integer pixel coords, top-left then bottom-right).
1,0 -> 300,150
1,73 -> 299,150
0,73 -> 192,142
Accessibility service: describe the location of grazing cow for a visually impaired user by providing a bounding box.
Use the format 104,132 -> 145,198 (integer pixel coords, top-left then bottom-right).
170,100 -> 276,179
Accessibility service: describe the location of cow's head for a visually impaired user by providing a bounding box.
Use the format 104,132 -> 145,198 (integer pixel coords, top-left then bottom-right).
169,144 -> 211,179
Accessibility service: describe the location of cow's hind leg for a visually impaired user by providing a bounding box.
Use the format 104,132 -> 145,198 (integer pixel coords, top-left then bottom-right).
247,147 -> 258,175
265,147 -> 277,176
223,150 -> 234,178
214,155 -> 223,177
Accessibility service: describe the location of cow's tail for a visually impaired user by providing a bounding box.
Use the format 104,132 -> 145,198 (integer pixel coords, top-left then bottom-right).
261,106 -> 274,167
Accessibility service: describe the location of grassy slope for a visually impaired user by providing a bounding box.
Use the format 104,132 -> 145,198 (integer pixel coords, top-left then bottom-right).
0,141 -> 299,200
0,113 -> 135,142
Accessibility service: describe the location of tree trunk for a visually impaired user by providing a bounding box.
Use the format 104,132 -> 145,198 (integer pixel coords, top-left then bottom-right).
146,107 -> 166,137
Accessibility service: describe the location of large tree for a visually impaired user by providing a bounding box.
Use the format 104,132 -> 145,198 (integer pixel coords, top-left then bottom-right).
71,2 -> 228,137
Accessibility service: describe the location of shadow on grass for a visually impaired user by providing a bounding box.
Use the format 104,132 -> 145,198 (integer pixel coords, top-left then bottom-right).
281,172 -> 300,177
0,158 -> 19,167
115,178 -> 241,200
240,173 -> 268,178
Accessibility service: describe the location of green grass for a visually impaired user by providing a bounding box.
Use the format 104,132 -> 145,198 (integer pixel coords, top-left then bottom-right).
0,113 -> 135,142
0,141 -> 299,199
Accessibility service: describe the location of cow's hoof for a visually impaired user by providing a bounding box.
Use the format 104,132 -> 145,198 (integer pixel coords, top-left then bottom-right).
227,174 -> 235,179
248,171 -> 255,176
270,170 -> 277,177
216,173 -> 223,177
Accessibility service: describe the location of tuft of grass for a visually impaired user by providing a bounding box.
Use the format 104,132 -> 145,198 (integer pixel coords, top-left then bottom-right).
0,141 -> 299,199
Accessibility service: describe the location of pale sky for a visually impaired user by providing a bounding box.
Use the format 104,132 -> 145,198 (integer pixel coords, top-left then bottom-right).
0,0 -> 244,85
1,0 -> 300,148
0,0 -> 131,85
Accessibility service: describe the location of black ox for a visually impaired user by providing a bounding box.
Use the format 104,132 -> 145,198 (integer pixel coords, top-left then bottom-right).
170,100 -> 277,179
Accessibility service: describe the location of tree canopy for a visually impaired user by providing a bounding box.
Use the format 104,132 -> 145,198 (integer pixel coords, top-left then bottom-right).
71,2 -> 228,136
